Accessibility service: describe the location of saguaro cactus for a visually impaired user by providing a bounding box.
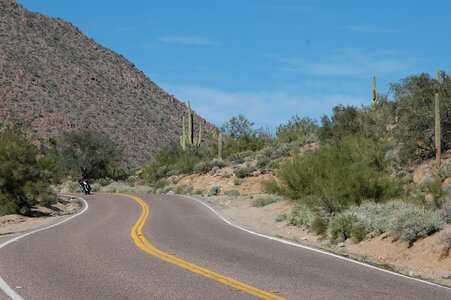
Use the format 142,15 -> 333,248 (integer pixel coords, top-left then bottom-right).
435,69 -> 441,167
196,125 -> 202,148
218,132 -> 223,159
372,75 -> 377,109
188,101 -> 194,145
180,116 -> 187,150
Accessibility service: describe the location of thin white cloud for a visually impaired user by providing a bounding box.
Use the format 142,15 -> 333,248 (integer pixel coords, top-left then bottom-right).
157,36 -> 216,45
163,84 -> 364,127
266,48 -> 415,76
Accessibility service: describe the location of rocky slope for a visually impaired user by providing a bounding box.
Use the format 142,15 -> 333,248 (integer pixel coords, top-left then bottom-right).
0,0 -> 215,167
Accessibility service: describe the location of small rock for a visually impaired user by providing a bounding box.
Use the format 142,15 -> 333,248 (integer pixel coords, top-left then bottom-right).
442,271 -> 451,279
301,237 -> 307,241
408,271 -> 414,277
338,242 -> 345,248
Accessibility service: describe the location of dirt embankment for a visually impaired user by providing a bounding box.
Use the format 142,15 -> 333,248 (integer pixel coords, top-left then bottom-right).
0,197 -> 82,237
203,195 -> 451,286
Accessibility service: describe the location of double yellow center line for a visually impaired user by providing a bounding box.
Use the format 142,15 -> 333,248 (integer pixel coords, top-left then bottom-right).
124,193 -> 285,300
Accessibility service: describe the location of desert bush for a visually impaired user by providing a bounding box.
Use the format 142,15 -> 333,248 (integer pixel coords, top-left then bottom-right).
276,116 -> 319,145
256,154 -> 271,169
90,183 -> 101,192
224,189 -> 240,197
227,150 -> 255,164
159,185 -> 175,194
174,184 -> 193,195
252,197 -> 277,207
329,213 -> 359,243
142,143 -> 207,181
234,166 -> 257,178
275,214 -> 288,222
95,178 -> 114,186
310,214 -> 328,237
153,179 -> 171,190
351,201 -> 445,244
208,186 -> 221,196
194,159 -> 227,174
286,203 -> 311,227
439,201 -> 451,223
269,134 -> 401,213
194,189 -> 205,196
433,161 -> 451,181
0,126 -> 59,215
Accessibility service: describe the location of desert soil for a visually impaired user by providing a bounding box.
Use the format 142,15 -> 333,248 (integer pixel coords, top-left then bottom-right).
0,197 -> 82,238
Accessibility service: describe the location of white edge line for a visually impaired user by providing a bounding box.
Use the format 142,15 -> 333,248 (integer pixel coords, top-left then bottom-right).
183,195 -> 451,291
0,195 -> 89,300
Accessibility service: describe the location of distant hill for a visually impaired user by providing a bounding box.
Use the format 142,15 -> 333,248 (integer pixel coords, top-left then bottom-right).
0,0 -> 215,168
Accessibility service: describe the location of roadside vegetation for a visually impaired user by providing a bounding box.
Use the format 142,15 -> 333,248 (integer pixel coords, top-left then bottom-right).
139,71 -> 451,247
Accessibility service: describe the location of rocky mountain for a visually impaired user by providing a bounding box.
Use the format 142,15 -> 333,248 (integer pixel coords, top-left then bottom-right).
0,0 -> 215,168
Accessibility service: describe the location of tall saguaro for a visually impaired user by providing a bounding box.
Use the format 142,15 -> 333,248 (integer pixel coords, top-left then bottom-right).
188,101 -> 194,146
372,75 -> 377,109
435,69 -> 441,167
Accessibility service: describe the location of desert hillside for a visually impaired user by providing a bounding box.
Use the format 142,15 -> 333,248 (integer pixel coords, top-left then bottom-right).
0,0 -> 215,167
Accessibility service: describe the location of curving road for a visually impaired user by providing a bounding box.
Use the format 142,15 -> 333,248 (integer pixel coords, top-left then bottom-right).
0,193 -> 450,299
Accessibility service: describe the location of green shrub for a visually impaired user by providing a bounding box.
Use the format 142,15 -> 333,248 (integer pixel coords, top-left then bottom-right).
194,189 -> 205,196
275,214 -> 288,222
252,197 -> 277,207
143,143 -> 207,181
439,201 -> 451,223
350,201 -> 445,244
271,134 -> 401,213
208,186 -> 221,196
90,183 -> 101,192
224,189 -> 240,197
276,116 -> 319,145
193,161 -> 211,174
234,166 -> 256,178
286,203 -> 311,227
174,184 -> 193,195
95,178 -> 114,186
227,150 -> 255,163
153,179 -> 170,190
329,213 -> 359,243
310,214 -> 328,237
351,222 -> 369,242
0,126 -> 59,215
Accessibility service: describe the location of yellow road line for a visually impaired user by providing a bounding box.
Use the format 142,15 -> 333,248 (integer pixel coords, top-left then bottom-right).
122,193 -> 286,300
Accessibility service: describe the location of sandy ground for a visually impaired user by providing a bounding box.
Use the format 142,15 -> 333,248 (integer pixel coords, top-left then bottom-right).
0,197 -> 82,237
202,194 -> 451,287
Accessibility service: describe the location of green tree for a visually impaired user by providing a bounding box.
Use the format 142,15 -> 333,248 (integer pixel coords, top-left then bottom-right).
0,126 -> 58,215
390,72 -> 451,163
56,130 -> 123,179
276,116 -> 318,144
221,115 -> 271,156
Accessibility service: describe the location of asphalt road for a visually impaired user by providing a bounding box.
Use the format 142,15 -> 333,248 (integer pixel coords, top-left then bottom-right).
0,193 -> 450,299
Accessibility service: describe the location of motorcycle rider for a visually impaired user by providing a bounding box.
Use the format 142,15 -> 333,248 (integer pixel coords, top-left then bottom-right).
79,177 -> 91,195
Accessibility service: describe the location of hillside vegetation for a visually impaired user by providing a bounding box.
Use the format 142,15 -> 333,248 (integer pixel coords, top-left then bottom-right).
0,0 -> 215,167
136,71 -> 451,247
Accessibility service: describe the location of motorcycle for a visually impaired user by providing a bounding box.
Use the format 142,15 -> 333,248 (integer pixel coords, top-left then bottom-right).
79,179 -> 91,195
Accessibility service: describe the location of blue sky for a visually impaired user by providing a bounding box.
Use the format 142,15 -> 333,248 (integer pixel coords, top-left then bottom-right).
18,0 -> 451,129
